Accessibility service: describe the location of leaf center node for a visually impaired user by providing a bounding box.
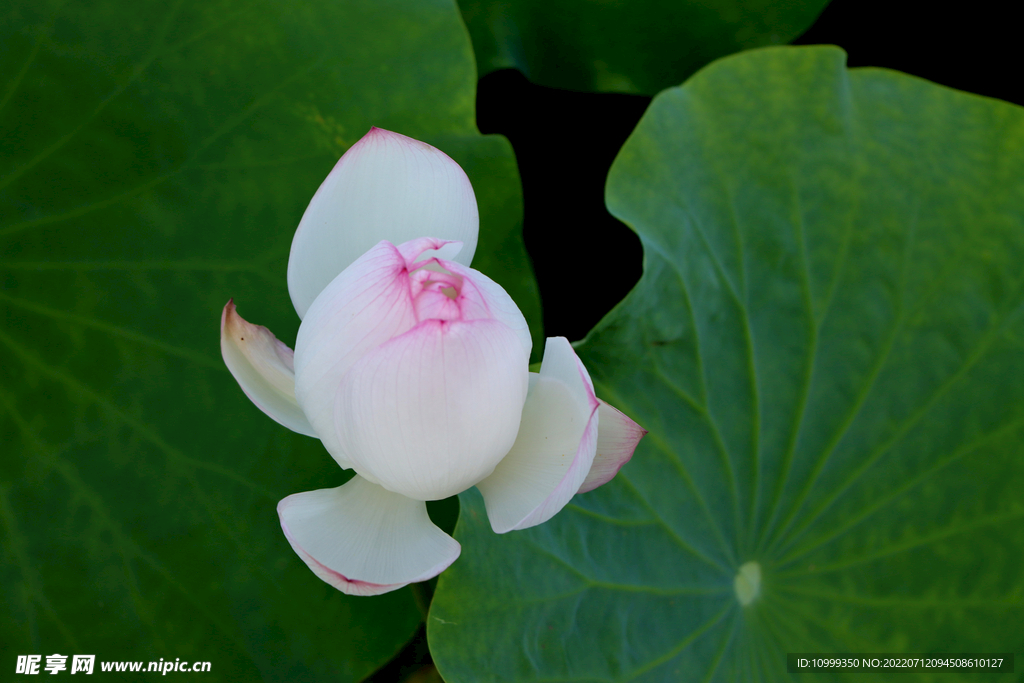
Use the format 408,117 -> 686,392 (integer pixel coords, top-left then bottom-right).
734,561 -> 761,606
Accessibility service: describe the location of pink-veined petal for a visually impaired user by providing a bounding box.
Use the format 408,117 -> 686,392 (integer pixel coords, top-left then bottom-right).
436,257 -> 532,362
287,128 -> 478,319
577,400 -> 647,493
396,236 -> 461,266
335,318 -> 529,501
477,337 -> 600,533
294,241 -> 421,470
220,300 -> 316,437
278,476 -> 460,596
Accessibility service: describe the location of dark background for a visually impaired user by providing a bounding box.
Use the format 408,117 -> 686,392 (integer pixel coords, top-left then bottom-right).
476,0 -> 1022,343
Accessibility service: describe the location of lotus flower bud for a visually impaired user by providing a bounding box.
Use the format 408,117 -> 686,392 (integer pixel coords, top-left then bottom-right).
294,236 -> 532,501
220,128 -> 645,595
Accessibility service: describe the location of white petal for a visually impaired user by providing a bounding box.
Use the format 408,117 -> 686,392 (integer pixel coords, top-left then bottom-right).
293,241 -> 420,470
335,319 -> 529,501
577,400 -> 647,493
437,258 -> 532,362
477,337 -> 600,533
278,476 -> 460,596
220,300 -> 316,437
397,235 -> 463,265
287,128 -> 479,319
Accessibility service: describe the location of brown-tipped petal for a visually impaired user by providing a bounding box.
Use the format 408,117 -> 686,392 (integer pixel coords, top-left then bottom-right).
220,300 -> 317,437
577,400 -> 646,494
278,476 -> 461,596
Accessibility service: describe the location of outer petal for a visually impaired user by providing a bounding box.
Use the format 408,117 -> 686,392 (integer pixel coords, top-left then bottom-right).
577,400 -> 647,493
220,300 -> 316,437
477,337 -> 601,533
436,257 -> 532,362
293,241 -> 420,469
335,318 -> 529,501
278,476 -> 460,596
287,128 -> 478,319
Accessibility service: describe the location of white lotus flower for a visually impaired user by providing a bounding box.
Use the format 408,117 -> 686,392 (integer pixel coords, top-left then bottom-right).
221,128 -> 645,595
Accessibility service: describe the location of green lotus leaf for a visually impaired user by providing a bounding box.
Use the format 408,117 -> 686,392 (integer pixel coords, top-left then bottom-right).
458,0 -> 830,94
430,46 -> 1024,681
0,0 -> 538,679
